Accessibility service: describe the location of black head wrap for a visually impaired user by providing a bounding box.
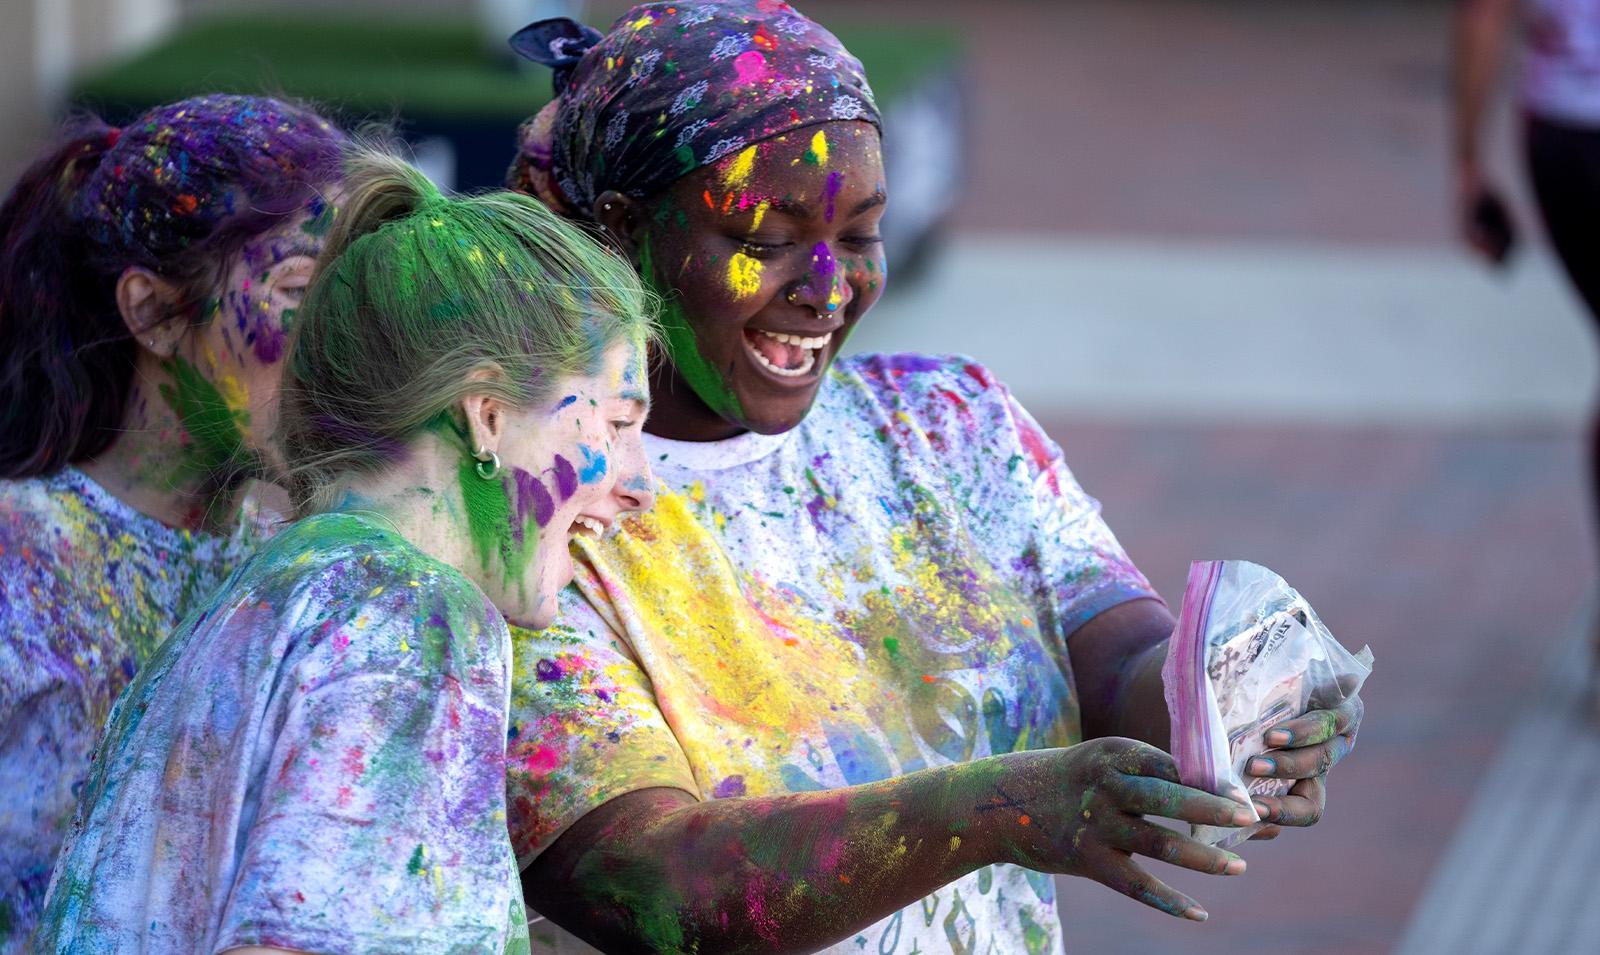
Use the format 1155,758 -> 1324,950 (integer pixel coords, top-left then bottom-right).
508,0 -> 881,218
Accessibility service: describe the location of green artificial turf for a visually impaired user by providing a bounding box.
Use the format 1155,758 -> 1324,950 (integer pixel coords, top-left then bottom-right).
71,12 -> 961,122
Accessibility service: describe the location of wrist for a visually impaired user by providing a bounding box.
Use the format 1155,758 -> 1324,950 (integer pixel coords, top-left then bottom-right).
936,754 -> 1027,871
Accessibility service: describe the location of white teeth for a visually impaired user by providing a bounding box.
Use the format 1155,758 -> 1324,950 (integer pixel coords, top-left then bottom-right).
749,329 -> 828,377
572,516 -> 606,539
751,347 -> 817,378
758,329 -> 832,349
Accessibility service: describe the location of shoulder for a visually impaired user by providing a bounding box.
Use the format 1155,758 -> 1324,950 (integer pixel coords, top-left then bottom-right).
0,474 -> 100,600
254,516 -> 507,673
820,352 -> 1025,453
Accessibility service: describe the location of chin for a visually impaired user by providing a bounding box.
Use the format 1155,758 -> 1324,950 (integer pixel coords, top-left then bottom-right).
732,380 -> 827,435
502,597 -> 556,632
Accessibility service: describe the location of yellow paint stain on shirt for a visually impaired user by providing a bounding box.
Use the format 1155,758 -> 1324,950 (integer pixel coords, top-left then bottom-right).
570,491 -> 849,735
727,252 -> 763,299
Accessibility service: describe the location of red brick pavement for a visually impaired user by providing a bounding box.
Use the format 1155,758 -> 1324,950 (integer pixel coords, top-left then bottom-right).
1039,418 -> 1593,955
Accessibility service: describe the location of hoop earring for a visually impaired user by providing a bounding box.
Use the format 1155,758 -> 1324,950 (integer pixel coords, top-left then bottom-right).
473,445 -> 501,480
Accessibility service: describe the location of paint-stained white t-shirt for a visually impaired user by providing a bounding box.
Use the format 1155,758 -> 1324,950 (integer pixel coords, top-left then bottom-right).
34,514 -> 530,955
508,354 -> 1157,955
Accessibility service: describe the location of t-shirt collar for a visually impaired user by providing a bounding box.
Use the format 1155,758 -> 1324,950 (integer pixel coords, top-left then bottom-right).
643,426 -> 793,472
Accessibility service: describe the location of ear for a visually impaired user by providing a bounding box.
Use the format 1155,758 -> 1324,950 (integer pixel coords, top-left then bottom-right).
458,367 -> 510,458
115,267 -> 187,358
592,191 -> 647,263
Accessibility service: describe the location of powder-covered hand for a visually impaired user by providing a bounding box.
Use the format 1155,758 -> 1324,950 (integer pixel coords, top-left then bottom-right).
991,737 -> 1252,922
1242,691 -> 1363,828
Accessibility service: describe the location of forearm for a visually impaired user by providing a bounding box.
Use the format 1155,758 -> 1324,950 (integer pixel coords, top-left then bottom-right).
1453,0 -> 1519,174
526,759 -> 1011,954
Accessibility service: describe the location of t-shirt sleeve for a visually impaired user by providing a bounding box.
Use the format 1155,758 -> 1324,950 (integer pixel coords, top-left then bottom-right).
873,355 -> 1160,643
999,386 -> 1161,637
504,576 -> 699,869
214,569 -> 524,955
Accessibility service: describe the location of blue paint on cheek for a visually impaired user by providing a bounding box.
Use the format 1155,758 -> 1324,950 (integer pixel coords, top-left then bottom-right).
577,445 -> 608,483
555,395 -> 577,411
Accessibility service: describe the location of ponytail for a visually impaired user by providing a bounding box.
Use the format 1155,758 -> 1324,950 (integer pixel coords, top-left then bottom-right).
0,122 -> 129,476
280,146 -> 655,515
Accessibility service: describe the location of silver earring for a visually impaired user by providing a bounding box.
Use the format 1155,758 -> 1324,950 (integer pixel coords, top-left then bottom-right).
473,445 -> 500,480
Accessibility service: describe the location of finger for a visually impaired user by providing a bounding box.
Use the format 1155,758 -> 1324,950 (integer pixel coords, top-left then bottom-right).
1099,737 -> 1181,783
1265,695 -> 1363,748
1248,824 -> 1283,841
1246,732 -> 1354,780
1113,819 -> 1247,876
1114,775 -> 1255,827
1252,776 -> 1325,827
1095,850 -> 1210,922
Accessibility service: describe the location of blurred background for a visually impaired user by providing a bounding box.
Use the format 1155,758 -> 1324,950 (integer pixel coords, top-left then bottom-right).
4,0 -> 1597,951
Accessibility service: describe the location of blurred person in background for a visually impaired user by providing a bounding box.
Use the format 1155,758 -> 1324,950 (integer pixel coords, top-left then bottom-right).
501,3 -> 1364,952
0,94 -> 346,950
1454,0 -> 1600,712
34,151 -> 656,953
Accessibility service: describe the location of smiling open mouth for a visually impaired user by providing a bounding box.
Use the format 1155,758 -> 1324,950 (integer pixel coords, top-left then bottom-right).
570,516 -> 607,540
744,329 -> 833,378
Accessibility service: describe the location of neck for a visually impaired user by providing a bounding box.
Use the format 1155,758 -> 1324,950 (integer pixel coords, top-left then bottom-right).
78,353 -> 250,534
642,360 -> 747,441
326,432 -> 476,581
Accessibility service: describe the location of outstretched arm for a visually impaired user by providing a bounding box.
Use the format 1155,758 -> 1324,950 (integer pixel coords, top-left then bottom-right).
524,742 -> 1254,954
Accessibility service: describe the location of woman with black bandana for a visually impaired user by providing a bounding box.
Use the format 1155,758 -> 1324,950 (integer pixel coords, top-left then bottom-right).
503,4 -> 1365,952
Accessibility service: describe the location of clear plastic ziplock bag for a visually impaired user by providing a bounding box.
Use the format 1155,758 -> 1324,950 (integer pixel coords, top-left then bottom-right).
1162,560 -> 1373,849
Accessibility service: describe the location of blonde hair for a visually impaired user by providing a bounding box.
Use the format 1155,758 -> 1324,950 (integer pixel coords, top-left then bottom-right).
278,148 -> 654,514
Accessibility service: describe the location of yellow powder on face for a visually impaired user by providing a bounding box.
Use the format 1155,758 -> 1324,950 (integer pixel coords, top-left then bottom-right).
723,145 -> 758,191
750,200 -> 771,231
727,252 -> 763,298
810,129 -> 829,165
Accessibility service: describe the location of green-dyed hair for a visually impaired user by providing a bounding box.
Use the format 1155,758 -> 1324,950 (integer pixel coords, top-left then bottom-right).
279,148 -> 654,514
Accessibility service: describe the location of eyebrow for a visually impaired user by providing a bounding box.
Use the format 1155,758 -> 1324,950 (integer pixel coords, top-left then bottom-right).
850,191 -> 888,217
749,190 -> 886,222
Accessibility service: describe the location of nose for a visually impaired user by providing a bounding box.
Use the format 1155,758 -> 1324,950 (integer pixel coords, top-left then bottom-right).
611,445 -> 655,515
788,241 -> 854,317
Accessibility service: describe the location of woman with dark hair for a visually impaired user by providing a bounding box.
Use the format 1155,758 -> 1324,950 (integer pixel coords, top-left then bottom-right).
36,149 -> 657,953
0,94 -> 345,947
503,4 -> 1365,953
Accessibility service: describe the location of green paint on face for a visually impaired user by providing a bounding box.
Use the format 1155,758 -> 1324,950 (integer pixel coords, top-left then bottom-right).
157,356 -> 253,481
459,454 -> 512,574
406,844 -> 427,875
639,239 -> 743,421
301,198 -> 337,237
456,452 -> 539,593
